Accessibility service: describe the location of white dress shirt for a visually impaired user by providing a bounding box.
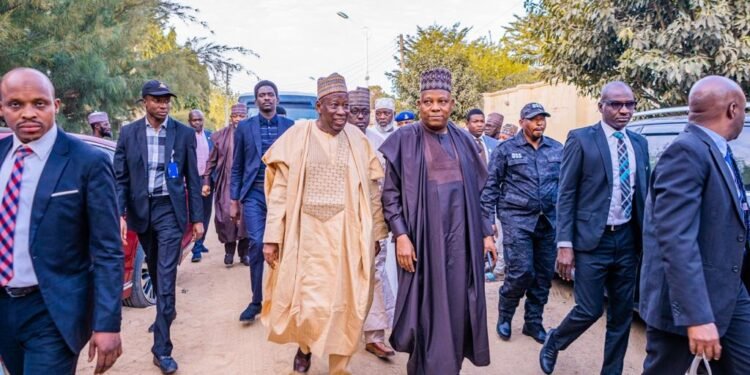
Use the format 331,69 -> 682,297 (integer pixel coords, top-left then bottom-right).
195,130 -> 209,176
602,121 -> 636,226
0,126 -> 58,287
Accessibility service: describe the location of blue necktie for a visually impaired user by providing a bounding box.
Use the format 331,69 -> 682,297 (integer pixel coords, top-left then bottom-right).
725,146 -> 749,234
613,131 -> 632,219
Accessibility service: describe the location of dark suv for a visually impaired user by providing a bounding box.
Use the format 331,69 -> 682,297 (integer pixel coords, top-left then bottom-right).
626,106 -> 750,310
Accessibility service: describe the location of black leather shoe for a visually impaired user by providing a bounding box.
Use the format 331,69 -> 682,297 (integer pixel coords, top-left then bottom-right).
148,323 -> 155,333
293,348 -> 312,373
241,256 -> 251,267
522,323 -> 547,344
239,303 -> 261,323
539,328 -> 559,374
224,253 -> 234,267
496,318 -> 512,341
153,356 -> 178,374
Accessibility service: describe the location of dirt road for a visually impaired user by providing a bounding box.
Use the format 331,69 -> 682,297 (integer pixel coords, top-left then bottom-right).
77,230 -> 646,374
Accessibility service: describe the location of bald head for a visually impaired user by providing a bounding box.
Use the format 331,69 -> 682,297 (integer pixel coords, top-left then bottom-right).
598,81 -> 636,130
0,67 -> 60,143
0,67 -> 55,99
188,109 -> 205,132
600,81 -> 632,102
688,76 -> 746,140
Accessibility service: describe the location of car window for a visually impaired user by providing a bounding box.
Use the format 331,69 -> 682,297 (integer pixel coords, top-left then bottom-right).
87,143 -> 115,163
732,132 -> 750,190
641,125 -> 750,191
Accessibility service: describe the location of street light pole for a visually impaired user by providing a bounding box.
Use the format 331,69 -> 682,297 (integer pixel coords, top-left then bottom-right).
364,26 -> 370,87
337,11 -> 369,88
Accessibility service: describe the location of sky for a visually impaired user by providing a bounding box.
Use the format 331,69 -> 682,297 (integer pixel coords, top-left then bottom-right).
171,0 -> 527,96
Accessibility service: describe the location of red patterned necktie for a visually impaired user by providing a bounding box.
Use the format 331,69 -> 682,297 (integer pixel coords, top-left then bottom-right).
0,145 -> 34,286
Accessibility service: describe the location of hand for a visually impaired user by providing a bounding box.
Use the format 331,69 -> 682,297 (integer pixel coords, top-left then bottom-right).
687,323 -> 722,360
191,222 -> 204,242
119,217 -> 128,247
484,236 -> 497,265
263,243 -> 279,269
87,332 -> 122,374
201,185 -> 211,197
556,247 -> 575,281
395,234 -> 417,273
230,200 -> 240,223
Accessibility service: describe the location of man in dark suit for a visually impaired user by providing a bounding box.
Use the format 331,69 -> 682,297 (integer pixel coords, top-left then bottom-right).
0,68 -> 123,374
465,108 -> 500,165
114,80 -> 204,374
540,82 -> 650,375
188,109 -> 213,262
230,80 -> 294,323
640,76 -> 750,374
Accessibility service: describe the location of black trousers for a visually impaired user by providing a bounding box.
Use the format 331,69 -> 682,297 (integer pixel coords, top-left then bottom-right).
192,188 -> 213,254
499,215 -> 557,325
0,291 -> 78,374
643,286 -> 750,375
138,196 -> 183,357
242,186 -> 266,307
550,224 -> 638,375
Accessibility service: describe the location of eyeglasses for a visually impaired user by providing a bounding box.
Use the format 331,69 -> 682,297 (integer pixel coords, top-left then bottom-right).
601,100 -> 637,110
349,107 -> 370,116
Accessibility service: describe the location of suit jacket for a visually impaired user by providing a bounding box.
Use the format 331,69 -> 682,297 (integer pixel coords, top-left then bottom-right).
114,117 -> 203,233
201,129 -> 214,152
463,130 -> 499,165
483,134 -> 500,161
556,122 -> 650,251
230,114 -> 294,202
0,130 -> 123,352
639,123 -> 748,336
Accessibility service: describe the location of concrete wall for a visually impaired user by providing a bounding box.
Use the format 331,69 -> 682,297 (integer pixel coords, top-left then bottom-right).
483,82 -> 601,143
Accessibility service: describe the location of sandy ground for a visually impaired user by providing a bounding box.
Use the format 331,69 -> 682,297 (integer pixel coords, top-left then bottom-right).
76,229 -> 646,374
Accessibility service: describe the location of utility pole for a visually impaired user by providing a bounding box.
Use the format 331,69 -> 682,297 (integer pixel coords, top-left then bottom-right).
399,34 -> 405,71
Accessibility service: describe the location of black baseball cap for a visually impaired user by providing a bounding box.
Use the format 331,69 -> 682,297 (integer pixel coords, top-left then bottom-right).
520,102 -> 551,119
141,80 -> 176,98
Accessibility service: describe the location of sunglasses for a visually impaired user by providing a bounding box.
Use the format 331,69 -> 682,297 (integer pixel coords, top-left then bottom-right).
601,100 -> 637,110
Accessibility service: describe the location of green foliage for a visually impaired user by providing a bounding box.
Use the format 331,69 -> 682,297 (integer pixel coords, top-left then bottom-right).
388,24 -> 537,121
507,0 -> 750,107
0,0 -> 255,133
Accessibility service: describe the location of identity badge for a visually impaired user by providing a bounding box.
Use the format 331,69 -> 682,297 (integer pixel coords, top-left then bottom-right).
167,162 -> 179,179
167,150 -> 179,179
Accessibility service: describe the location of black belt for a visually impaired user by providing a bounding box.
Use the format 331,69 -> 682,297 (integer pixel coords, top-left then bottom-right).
1,285 -> 40,298
605,223 -> 630,232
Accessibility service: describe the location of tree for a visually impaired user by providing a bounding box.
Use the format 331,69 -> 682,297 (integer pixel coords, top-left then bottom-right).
388,24 -> 536,121
506,0 -> 750,107
0,0 -> 256,133
205,85 -> 238,130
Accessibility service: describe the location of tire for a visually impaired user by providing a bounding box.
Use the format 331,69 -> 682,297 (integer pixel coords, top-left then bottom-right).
123,244 -> 157,308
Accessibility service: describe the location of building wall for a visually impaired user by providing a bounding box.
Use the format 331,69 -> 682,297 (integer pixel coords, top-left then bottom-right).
483,82 -> 601,143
